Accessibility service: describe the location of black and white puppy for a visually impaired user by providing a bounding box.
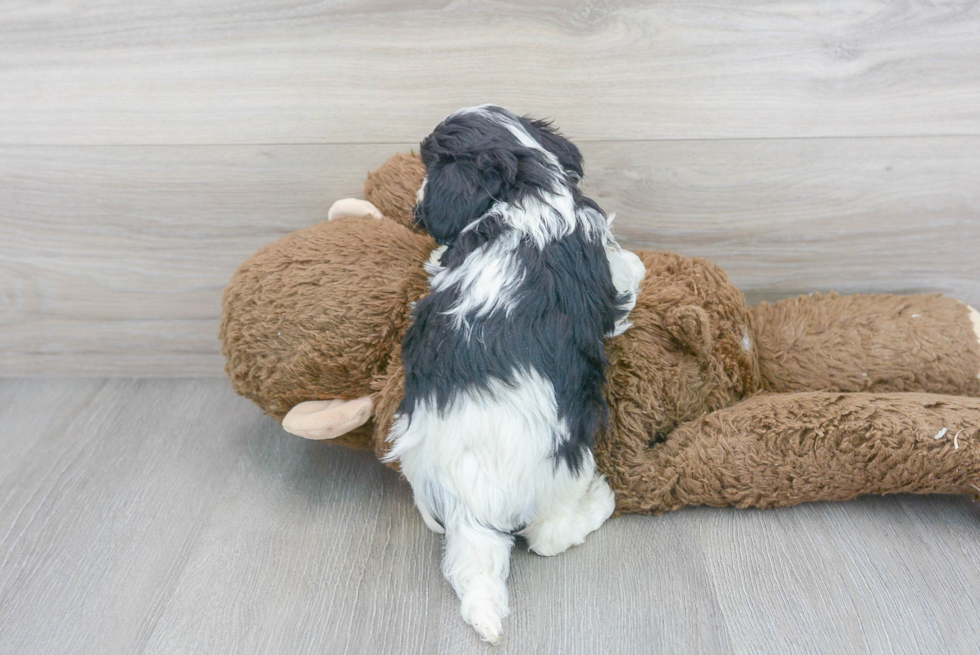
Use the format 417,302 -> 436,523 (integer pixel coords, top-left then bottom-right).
384,105 -> 645,643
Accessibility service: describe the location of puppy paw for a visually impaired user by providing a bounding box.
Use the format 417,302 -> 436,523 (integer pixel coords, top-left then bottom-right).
605,247 -> 645,337
327,198 -> 383,220
581,474 -> 617,530
524,475 -> 616,557
464,602 -> 504,645
461,590 -> 508,645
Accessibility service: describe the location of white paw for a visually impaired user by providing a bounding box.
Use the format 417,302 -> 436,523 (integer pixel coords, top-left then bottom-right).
605,246 -> 645,337
424,245 -> 448,276
524,475 -> 616,557
583,474 -> 617,529
327,198 -> 383,220
461,592 -> 508,645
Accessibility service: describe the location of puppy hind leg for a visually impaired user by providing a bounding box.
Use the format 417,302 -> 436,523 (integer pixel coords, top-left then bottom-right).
522,473 -> 615,557
442,514 -> 514,644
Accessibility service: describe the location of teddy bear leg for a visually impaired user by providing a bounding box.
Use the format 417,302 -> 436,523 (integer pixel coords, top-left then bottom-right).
327,198 -> 383,220
750,293 -> 980,396
521,473 -> 616,557
603,391 -> 980,515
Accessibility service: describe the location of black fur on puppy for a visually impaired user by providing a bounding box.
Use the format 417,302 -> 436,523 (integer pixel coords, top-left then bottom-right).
384,105 -> 641,644
403,105 -> 627,472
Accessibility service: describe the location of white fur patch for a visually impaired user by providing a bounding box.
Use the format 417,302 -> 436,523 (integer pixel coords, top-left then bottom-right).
386,369 -> 582,527
522,472 -> 615,556
604,242 -> 646,337
428,231 -> 525,330
968,305 -> 980,380
385,368 -> 613,642
742,327 -> 753,353
492,190 -> 578,248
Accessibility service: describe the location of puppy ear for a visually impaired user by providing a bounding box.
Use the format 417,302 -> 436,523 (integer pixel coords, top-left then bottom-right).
415,157 -> 491,244
415,148 -> 520,244
525,118 -> 584,181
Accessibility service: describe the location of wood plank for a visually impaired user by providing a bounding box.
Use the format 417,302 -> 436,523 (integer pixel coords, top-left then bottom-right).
3,379 -> 979,652
698,497 -> 980,654
134,389 -> 731,654
137,422 -> 446,655
0,378 -> 262,654
586,138 -> 980,307
1,0 -> 979,145
0,378 -> 106,483
2,138 -> 977,376
0,144 -> 391,376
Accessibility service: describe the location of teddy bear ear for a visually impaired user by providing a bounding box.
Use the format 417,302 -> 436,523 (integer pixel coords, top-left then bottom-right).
664,305 -> 713,356
281,397 -> 373,440
363,152 -> 427,231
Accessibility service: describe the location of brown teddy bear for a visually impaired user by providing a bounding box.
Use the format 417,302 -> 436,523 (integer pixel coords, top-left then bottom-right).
220,152 -> 980,515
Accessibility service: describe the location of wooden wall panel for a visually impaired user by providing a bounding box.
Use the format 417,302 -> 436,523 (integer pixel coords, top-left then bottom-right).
1,0 -> 979,145
2,138 -> 977,375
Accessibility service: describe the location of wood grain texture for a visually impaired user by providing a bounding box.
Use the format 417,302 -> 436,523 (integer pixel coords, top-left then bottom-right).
698,500 -> 980,654
2,138 -> 978,376
585,138 -> 980,307
1,378 -> 979,653
0,144 -> 384,376
0,379 -> 262,654
1,0 -> 979,145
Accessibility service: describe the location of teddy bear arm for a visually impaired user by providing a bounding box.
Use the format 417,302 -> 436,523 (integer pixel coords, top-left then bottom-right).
368,353 -> 406,466
282,397 -> 374,440
748,293 -> 980,396
603,391 -> 980,516
327,198 -> 383,221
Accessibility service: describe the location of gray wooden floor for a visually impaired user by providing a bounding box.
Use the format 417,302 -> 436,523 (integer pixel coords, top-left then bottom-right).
2,377 -> 979,654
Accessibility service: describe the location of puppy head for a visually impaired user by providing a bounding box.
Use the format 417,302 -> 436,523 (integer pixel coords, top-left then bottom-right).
415,105 -> 583,245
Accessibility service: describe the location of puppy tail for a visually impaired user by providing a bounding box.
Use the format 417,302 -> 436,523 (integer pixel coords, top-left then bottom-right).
442,511 -> 515,644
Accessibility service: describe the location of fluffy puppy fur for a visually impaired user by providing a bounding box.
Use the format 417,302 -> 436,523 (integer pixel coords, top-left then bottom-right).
383,105 -> 644,643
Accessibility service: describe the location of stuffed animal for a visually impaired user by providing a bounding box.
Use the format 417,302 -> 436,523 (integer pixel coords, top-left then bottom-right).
220,152 -> 980,515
